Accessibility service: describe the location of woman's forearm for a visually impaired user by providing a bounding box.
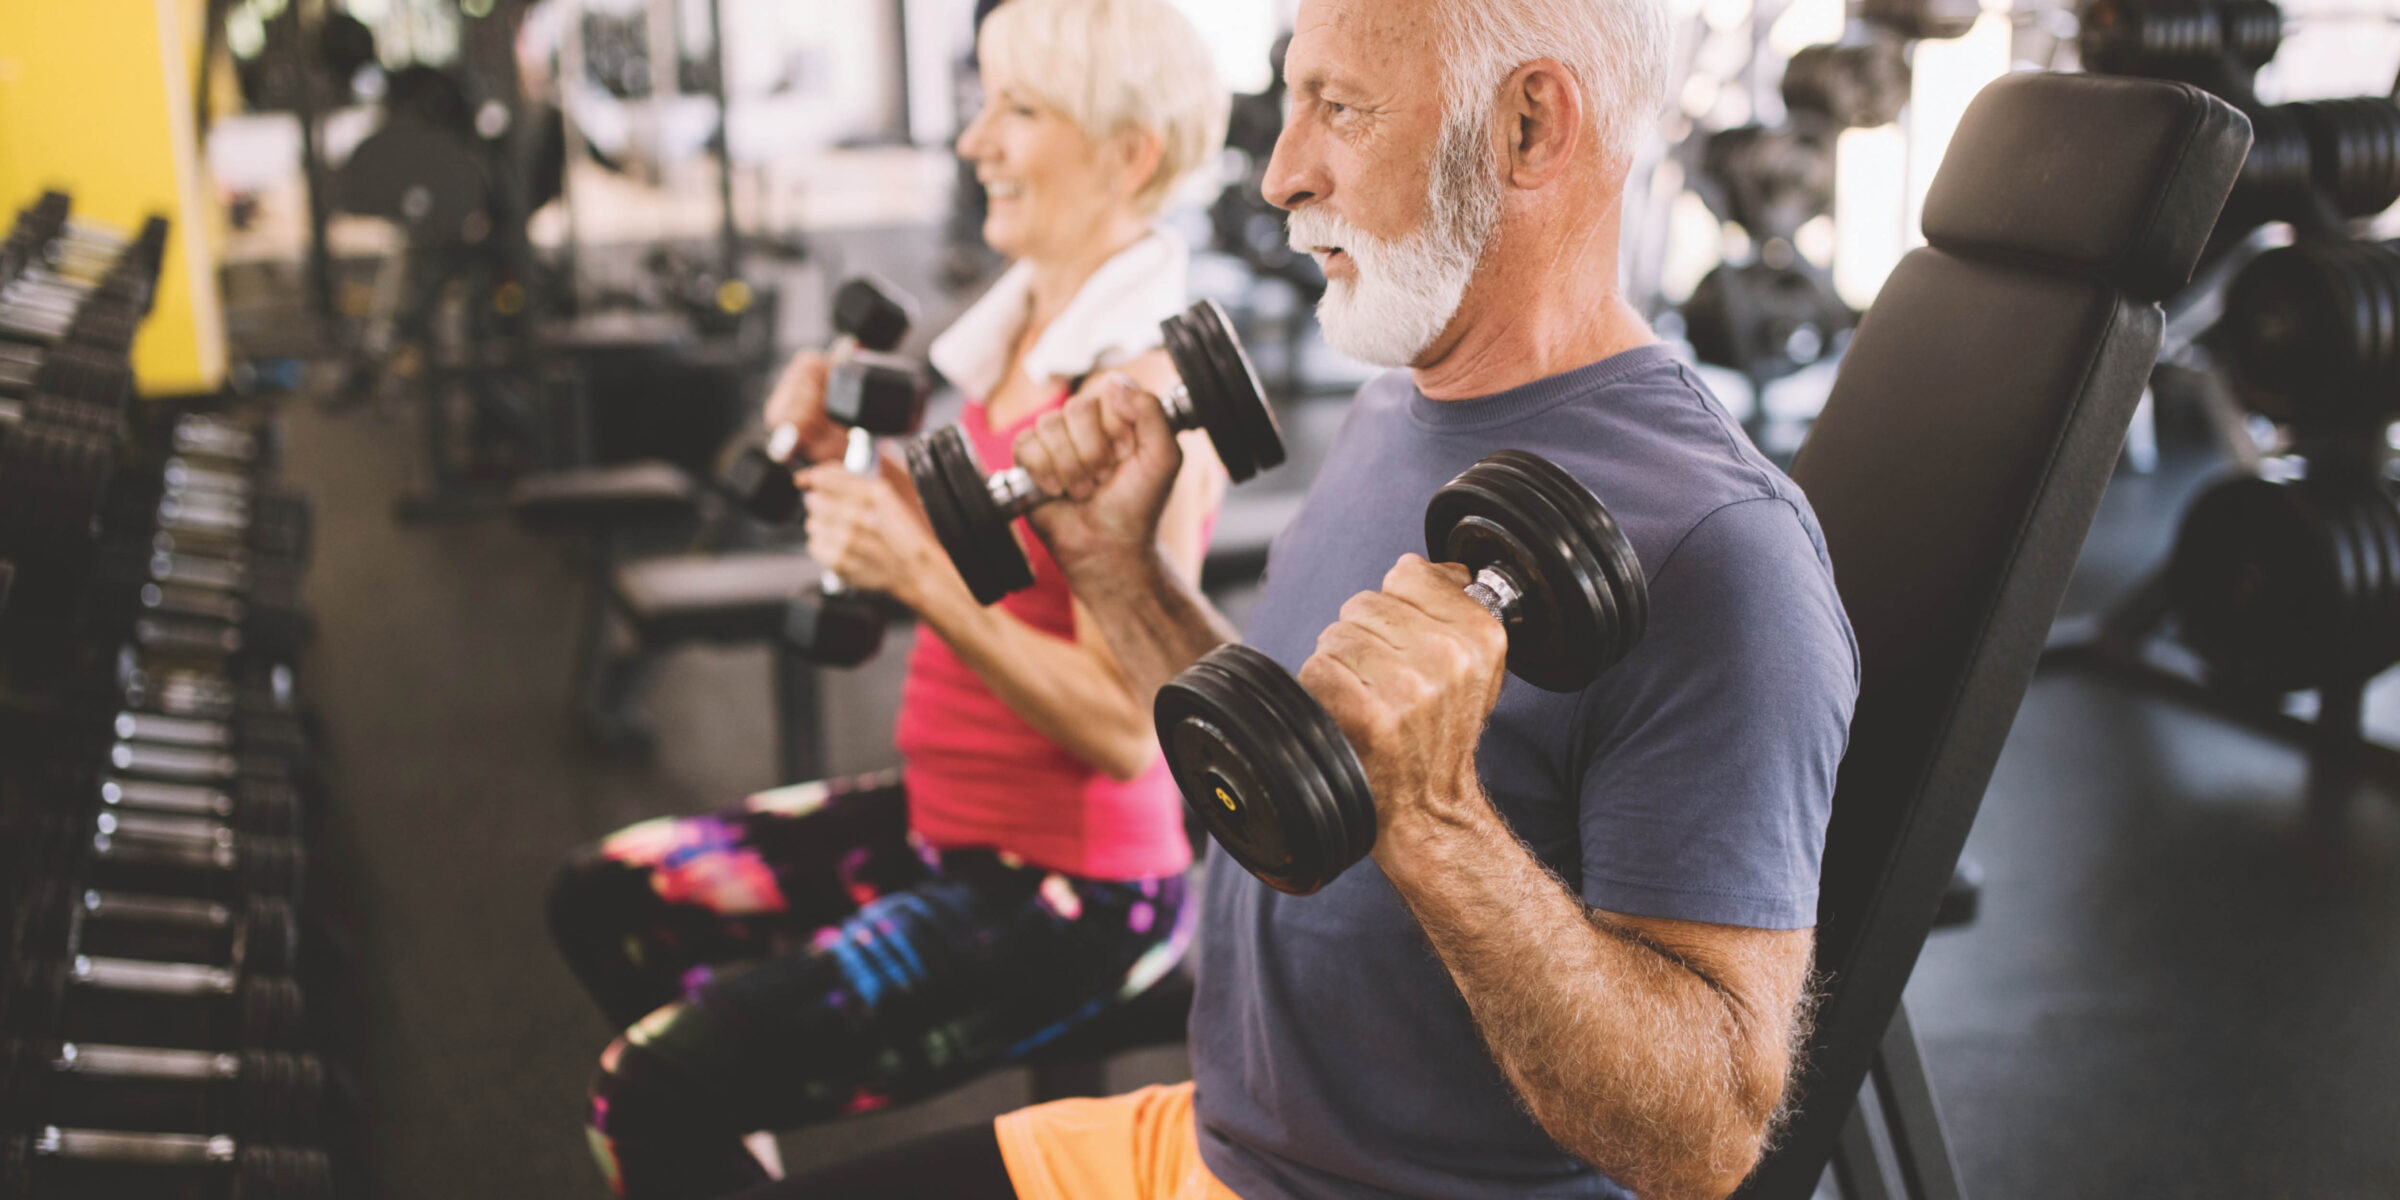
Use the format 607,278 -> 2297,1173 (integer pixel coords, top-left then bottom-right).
905,557 -> 1160,781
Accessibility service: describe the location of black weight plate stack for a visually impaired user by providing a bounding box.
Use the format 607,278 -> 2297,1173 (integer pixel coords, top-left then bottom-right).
2222,240 -> 2400,428
1159,298 -> 1285,484
914,425 -> 1034,605
1155,643 -> 1375,896
1424,451 -> 1646,693
2168,475 -> 2400,693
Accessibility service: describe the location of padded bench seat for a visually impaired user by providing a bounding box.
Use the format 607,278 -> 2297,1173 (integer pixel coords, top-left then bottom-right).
510,462 -> 702,532
614,551 -> 824,643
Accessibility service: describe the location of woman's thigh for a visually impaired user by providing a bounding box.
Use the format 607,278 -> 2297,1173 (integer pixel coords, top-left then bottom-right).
550,771 -> 926,1024
618,860 -> 1190,1128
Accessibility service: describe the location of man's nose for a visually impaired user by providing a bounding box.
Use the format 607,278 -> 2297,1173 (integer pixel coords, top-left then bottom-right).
1259,116 -> 1324,212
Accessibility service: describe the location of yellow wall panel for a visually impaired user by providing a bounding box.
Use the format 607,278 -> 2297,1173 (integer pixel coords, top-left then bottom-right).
0,0 -> 227,395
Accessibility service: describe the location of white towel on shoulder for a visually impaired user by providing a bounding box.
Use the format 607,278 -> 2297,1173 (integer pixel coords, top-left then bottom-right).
928,227 -> 1190,399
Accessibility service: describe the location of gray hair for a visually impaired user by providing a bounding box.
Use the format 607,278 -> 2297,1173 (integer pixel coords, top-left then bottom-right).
1438,0 -> 1672,172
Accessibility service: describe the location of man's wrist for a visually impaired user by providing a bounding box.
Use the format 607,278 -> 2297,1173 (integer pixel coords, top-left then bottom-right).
1058,540 -> 1172,604
1372,775 -> 1502,882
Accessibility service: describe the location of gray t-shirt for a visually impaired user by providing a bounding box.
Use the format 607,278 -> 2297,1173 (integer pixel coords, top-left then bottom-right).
1190,346 -> 1859,1199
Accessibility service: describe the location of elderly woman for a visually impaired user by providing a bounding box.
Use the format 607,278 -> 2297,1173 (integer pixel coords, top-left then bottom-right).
542,2 -> 1229,1195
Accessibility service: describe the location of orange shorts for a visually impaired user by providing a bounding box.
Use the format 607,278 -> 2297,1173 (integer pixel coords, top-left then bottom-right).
995,1082 -> 1243,1200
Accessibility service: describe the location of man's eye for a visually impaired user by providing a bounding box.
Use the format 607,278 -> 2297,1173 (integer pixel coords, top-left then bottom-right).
1324,100 -> 1349,118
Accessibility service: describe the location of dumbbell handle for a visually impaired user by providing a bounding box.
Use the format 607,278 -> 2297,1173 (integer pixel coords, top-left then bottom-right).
817,426 -> 880,597
72,953 -> 236,996
33,1126 -> 237,1164
54,1041 -> 241,1081
103,776 -> 237,819
81,888 -> 233,931
981,384 -> 1202,516
1461,565 -> 1524,623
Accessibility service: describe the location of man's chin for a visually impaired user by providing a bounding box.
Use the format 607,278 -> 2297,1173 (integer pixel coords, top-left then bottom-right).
1316,286 -> 1434,369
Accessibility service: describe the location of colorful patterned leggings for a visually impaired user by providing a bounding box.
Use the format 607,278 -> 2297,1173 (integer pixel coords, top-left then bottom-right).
546,770 -> 1191,1200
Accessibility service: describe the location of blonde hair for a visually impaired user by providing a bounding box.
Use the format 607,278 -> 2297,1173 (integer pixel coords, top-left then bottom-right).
977,0 -> 1231,216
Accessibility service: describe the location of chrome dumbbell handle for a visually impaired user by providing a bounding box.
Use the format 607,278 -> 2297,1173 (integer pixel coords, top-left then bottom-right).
55,1041 -> 241,1081
34,1126 -> 238,1164
978,383 -> 1197,516
73,954 -> 237,996
103,776 -> 236,819
1462,565 -> 1526,624
82,889 -> 232,930
815,426 -> 881,598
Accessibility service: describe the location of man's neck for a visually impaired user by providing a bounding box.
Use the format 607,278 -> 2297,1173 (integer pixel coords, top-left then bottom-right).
1408,193 -> 1655,401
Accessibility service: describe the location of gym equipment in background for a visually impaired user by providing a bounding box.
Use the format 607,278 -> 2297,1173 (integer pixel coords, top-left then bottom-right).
0,194 -> 355,1198
2051,0 -> 2400,823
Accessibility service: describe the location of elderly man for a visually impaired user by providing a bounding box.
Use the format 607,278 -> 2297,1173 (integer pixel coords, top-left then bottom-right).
739,0 -> 1855,1197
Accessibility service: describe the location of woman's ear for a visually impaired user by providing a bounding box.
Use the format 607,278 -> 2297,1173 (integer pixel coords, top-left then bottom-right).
1110,125 -> 1166,205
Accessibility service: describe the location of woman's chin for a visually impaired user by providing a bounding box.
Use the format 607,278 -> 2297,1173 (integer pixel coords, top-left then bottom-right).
980,218 -> 1027,261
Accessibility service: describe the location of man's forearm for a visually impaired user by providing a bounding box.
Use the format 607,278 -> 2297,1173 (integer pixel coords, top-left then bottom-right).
1061,545 -> 1241,700
1376,798 -> 1793,1200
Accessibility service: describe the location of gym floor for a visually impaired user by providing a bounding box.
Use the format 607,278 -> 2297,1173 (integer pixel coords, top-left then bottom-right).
244,240 -> 2400,1199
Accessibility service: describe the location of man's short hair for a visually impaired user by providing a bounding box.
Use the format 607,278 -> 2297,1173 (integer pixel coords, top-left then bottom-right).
977,0 -> 1232,217
1440,0 -> 1672,170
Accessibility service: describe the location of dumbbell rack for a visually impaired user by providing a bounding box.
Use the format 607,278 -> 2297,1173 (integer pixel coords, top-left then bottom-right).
0,194 -> 352,1199
2048,2 -> 2400,825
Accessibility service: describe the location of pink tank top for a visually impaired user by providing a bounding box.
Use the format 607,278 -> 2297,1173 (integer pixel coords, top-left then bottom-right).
894,391 -> 1198,881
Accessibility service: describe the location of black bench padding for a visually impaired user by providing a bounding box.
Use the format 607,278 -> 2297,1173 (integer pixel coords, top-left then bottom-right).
1922,73 -> 2251,300
1740,74 -> 2247,1196
510,462 -> 701,531
614,552 -> 824,643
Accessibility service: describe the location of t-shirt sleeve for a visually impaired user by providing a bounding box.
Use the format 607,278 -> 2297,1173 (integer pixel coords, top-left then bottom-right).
1574,497 -> 1857,929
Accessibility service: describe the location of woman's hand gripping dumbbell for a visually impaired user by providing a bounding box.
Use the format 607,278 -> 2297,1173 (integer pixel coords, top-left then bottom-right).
1154,452 -> 1649,895
725,276 -> 924,523
909,298 -> 1286,605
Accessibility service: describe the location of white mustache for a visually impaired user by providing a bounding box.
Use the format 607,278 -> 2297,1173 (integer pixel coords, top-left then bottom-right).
1286,209 -> 1378,263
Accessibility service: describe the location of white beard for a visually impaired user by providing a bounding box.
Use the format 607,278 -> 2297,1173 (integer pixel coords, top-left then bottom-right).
1289,118 -> 1502,368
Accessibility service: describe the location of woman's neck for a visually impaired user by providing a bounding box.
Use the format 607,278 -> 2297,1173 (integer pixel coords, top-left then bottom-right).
1021,216 -> 1150,333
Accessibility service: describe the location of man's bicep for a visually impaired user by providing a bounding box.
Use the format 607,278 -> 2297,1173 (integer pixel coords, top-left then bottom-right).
1576,498 -> 1856,930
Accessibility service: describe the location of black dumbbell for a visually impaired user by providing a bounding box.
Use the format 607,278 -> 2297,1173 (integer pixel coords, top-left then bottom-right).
0,411 -> 117,561
0,1127 -> 332,1200
5,956 -> 309,1051
69,807 -> 308,902
725,276 -> 923,524
167,414 -> 268,471
97,775 -> 305,839
911,299 -> 1286,605
106,709 -> 310,764
20,887 -> 299,977
110,649 -> 303,728
1153,451 -> 1646,895
0,341 -> 134,408
1,1038 -> 324,1146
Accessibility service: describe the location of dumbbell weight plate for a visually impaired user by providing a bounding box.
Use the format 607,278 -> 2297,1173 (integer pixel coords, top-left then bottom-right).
1159,298 -> 1285,483
1155,643 -> 1375,896
2170,477 -> 2344,691
1423,451 -> 1645,693
915,425 -> 1035,605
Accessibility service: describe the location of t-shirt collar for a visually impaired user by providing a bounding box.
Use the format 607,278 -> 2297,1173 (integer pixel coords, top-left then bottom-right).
1406,342 -> 1679,431
929,226 -> 1190,399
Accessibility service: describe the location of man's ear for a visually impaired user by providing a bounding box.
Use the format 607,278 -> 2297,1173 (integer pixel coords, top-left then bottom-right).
1504,58 -> 1585,188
